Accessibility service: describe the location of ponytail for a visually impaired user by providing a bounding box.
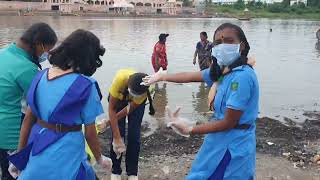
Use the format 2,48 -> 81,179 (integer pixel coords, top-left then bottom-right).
147,90 -> 155,116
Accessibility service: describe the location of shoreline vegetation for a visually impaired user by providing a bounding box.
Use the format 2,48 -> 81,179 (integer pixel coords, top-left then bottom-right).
204,0 -> 320,20
0,0 -> 320,20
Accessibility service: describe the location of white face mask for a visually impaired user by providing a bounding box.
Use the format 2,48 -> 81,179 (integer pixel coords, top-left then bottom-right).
38,52 -> 49,63
212,43 -> 241,66
128,88 -> 143,97
38,44 -> 49,63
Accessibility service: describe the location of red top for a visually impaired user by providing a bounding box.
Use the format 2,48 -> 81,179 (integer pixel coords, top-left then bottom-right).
151,42 -> 167,72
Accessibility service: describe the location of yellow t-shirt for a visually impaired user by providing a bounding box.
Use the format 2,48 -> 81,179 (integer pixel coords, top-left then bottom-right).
109,69 -> 147,105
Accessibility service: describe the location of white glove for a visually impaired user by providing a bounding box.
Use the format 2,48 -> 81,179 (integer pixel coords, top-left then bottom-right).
96,119 -> 108,134
166,106 -> 195,137
141,68 -> 167,86
95,155 -> 113,172
8,163 -> 19,178
112,138 -> 126,159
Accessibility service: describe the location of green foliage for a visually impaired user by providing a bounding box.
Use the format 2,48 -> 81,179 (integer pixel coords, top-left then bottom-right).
183,0 -> 192,7
205,0 -> 320,19
308,0 -> 320,7
233,0 -> 245,10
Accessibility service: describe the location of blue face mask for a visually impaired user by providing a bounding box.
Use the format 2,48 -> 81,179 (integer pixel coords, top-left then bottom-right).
38,52 -> 49,63
212,43 -> 241,66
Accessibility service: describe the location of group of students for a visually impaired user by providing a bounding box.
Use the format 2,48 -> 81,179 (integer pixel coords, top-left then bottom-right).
0,21 -> 259,180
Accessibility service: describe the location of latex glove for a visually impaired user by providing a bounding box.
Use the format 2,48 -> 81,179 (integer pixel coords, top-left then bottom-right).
208,82 -> 218,111
8,163 -> 19,178
141,68 -> 167,86
95,155 -> 113,172
166,106 -> 195,137
112,138 -> 126,159
247,57 -> 256,66
96,119 -> 108,134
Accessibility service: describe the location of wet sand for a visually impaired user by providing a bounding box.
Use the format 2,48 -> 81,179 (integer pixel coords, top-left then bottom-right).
97,112 -> 320,179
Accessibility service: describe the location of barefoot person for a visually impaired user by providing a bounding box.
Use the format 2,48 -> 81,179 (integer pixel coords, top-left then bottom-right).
143,23 -> 259,179
8,30 -> 112,180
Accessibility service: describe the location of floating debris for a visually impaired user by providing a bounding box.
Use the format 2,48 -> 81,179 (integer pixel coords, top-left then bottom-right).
283,152 -> 291,157
267,142 -> 274,146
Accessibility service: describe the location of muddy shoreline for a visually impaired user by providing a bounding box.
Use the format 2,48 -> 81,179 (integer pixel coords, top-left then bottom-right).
98,112 -> 320,179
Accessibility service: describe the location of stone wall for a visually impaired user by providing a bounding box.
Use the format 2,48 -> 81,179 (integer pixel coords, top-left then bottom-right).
0,1 -> 51,11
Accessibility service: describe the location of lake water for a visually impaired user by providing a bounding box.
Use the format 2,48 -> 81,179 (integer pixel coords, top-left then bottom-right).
0,16 -> 319,133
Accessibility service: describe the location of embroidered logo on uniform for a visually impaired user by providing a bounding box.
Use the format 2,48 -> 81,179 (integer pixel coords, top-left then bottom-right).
231,82 -> 239,91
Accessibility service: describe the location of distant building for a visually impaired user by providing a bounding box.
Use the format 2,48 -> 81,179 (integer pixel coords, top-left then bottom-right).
38,0 -> 182,14
126,0 -> 182,14
211,0 -> 237,5
290,0 -> 307,5
262,0 -> 283,3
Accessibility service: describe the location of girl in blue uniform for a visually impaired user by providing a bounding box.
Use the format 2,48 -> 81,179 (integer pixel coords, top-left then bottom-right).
9,30 -> 112,180
143,23 -> 259,180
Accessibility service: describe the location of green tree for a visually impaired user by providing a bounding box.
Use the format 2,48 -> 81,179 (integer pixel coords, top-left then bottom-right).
233,0 -> 245,10
282,0 -> 290,7
183,0 -> 191,7
308,0 -> 320,7
248,0 -> 255,8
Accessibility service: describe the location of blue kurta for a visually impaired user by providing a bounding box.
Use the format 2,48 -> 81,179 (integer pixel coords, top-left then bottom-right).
187,65 -> 259,180
18,70 -> 103,180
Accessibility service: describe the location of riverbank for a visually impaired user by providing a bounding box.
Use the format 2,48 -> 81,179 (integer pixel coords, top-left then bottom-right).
98,112 -> 320,179
0,9 -> 319,20
0,10 -> 212,18
206,6 -> 320,20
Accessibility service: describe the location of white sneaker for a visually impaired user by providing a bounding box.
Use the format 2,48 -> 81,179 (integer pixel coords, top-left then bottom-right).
111,174 -> 122,180
128,175 -> 138,180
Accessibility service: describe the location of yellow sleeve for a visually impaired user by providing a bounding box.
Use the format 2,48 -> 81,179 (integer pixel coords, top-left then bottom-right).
109,74 -> 123,100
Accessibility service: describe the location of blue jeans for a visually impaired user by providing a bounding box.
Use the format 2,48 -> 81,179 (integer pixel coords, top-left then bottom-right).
109,100 -> 145,176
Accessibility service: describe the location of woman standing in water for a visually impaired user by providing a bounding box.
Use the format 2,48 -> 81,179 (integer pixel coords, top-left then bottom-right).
143,23 -> 259,179
151,33 -> 169,72
9,29 -> 112,180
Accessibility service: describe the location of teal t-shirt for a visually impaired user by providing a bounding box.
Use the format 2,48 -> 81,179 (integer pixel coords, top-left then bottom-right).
0,43 -> 38,150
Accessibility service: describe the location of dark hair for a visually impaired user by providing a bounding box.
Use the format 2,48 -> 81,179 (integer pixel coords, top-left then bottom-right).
20,23 -> 57,69
214,23 -> 250,56
128,73 -> 155,115
209,23 -> 250,81
200,31 -> 208,38
49,29 -> 105,76
159,33 -> 169,42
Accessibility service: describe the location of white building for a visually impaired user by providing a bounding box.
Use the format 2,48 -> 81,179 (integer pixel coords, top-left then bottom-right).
211,0 -> 237,5
263,0 -> 283,3
126,0 -> 182,14
290,0 -> 307,5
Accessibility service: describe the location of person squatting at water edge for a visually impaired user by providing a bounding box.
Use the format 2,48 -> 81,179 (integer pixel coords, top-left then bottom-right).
0,23 -> 57,180
8,29 -> 113,180
143,23 -> 259,180
97,69 -> 155,180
